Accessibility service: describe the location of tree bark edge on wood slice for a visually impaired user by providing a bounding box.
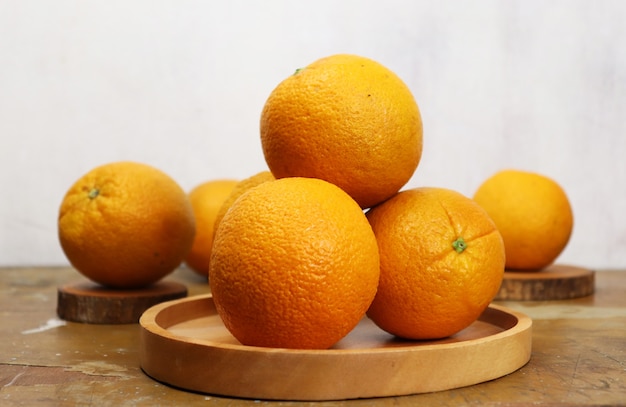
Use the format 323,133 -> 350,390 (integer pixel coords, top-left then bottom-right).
494,264 -> 595,301
57,280 -> 188,324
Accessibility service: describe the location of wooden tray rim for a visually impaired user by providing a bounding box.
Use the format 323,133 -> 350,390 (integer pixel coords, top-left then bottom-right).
139,294 -> 533,400
141,294 -> 529,354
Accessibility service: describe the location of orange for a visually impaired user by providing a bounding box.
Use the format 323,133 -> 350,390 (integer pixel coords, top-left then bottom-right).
260,54 -> 423,209
212,171 -> 275,232
58,161 -> 196,288
209,177 -> 380,349
473,169 -> 574,270
184,179 -> 238,276
366,187 -> 505,340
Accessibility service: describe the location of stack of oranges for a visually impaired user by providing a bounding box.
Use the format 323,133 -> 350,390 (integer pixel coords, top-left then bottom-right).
210,54 -> 508,348
58,54 -> 573,349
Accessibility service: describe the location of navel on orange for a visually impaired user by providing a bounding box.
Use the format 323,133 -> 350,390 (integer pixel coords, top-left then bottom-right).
366,187 -> 505,340
184,179 -> 238,276
209,177 -> 380,349
473,169 -> 574,270
58,161 -> 196,288
260,54 -> 423,209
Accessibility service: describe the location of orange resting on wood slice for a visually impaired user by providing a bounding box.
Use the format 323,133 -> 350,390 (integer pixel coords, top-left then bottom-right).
473,169 -> 574,271
58,161 -> 196,289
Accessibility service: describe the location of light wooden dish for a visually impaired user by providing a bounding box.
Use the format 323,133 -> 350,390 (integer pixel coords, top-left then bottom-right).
495,264 -> 595,301
139,294 -> 532,401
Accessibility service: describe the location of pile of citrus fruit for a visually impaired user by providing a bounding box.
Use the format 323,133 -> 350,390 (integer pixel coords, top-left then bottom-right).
58,54 -> 574,349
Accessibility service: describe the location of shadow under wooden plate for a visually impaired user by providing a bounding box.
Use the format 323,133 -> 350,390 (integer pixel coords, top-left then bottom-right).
139,294 -> 532,401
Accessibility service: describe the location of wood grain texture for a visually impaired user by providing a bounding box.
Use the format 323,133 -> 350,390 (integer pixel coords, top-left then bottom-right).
2,266 -> 625,405
495,264 -> 595,301
57,279 -> 187,324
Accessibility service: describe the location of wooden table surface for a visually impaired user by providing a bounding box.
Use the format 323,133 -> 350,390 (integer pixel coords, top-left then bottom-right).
1,266 -> 624,406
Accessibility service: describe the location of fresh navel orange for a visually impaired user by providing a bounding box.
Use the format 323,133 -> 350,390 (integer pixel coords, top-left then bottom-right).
184,179 -> 238,276
212,170 -> 275,232
473,169 -> 574,270
260,54 -> 423,209
209,177 -> 380,349
366,187 -> 505,340
58,161 -> 196,288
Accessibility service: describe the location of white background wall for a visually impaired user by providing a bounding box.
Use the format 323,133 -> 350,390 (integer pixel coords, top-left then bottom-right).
1,1 -> 625,270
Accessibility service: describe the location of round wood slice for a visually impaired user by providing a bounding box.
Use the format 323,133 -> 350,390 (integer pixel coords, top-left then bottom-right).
57,280 -> 187,324
495,264 -> 595,301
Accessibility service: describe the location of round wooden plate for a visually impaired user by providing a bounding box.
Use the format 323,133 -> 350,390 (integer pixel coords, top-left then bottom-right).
139,294 -> 532,401
495,264 -> 595,301
57,280 -> 187,324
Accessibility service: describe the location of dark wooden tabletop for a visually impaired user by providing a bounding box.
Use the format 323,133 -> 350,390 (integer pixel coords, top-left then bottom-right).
1,266 -> 624,406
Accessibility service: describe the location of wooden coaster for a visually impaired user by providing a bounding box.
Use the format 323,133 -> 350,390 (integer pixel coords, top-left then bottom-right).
494,264 -> 595,301
57,280 -> 187,324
